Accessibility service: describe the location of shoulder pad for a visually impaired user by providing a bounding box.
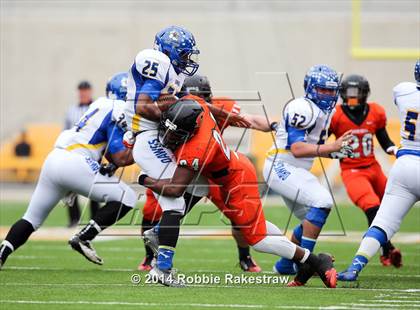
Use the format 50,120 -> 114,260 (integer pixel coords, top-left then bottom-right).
393,82 -> 417,99
111,100 -> 126,121
92,97 -> 113,111
135,49 -> 171,83
284,97 -> 317,129
368,102 -> 385,114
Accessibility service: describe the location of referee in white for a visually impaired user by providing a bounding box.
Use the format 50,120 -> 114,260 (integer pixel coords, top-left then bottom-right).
63,80 -> 100,227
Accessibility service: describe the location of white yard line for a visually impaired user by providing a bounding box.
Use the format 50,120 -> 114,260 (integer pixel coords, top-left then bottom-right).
338,303 -> 420,308
0,300 -> 320,309
4,266 -> 420,280
1,226 -> 418,243
2,280 -> 420,294
359,299 -> 420,304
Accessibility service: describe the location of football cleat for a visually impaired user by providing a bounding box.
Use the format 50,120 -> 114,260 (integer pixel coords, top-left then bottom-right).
390,248 -> 403,268
317,253 -> 337,288
148,266 -> 185,288
138,256 -> 155,271
143,228 -> 159,255
239,256 -> 262,273
68,235 -> 103,265
337,268 -> 359,282
286,279 -> 304,287
380,255 -> 392,266
287,261 -> 314,287
290,253 -> 337,288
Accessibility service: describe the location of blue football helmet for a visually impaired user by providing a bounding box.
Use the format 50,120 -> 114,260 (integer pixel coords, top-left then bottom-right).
304,65 -> 340,113
415,59 -> 420,85
154,26 -> 199,76
106,72 -> 128,100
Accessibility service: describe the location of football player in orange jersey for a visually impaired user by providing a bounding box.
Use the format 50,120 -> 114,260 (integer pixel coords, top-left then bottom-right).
138,75 -> 273,272
137,97 -> 337,288
329,74 -> 401,267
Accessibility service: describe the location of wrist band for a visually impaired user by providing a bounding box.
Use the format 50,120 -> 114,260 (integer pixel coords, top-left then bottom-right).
138,174 -> 148,186
270,122 -> 278,131
316,145 -> 321,157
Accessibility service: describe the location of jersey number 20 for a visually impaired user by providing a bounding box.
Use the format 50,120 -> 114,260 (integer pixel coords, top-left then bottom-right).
350,133 -> 373,158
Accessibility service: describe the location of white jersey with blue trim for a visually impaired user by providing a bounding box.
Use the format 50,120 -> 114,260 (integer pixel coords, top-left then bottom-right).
124,49 -> 186,132
266,97 -> 334,170
393,82 -> 420,152
55,97 -> 126,162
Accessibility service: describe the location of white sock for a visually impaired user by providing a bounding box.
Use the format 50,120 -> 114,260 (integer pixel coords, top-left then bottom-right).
357,237 -> 381,259
252,235 -> 296,259
299,249 -> 310,263
265,220 -> 283,235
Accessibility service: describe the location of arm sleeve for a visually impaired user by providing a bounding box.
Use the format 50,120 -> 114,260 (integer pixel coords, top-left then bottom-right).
106,123 -> 127,154
285,115 -> 307,148
376,127 -> 395,152
284,98 -> 314,148
139,79 -> 165,102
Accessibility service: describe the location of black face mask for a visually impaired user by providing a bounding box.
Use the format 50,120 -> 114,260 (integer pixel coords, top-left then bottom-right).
342,102 -> 369,125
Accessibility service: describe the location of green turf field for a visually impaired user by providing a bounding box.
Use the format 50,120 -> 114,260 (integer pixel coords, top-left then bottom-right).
1,201 -> 419,309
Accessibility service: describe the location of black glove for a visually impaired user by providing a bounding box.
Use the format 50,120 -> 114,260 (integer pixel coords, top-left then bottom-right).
99,163 -> 118,177
138,174 -> 149,186
270,121 -> 278,132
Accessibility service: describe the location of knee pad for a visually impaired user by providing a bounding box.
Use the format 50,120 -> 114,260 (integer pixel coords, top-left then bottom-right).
305,207 -> 330,228
364,226 -> 388,246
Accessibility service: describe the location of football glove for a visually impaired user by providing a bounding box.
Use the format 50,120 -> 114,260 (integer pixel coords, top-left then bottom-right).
330,140 -> 356,159
99,163 -> 118,177
386,145 -> 398,156
123,131 -> 136,149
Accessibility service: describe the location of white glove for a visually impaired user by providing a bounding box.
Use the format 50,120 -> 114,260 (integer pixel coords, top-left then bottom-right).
123,131 -> 136,149
331,140 -> 356,159
339,143 -> 356,158
340,140 -> 356,158
330,151 -> 347,159
386,145 -> 398,156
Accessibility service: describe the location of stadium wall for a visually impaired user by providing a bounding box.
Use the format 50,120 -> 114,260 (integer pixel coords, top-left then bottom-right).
1,1 -> 418,140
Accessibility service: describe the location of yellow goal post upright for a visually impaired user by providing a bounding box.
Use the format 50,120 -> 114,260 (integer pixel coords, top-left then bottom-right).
351,0 -> 420,60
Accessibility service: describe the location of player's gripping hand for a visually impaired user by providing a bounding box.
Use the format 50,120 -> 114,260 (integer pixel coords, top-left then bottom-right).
99,163 -> 118,177
123,131 -> 136,149
331,130 -> 356,158
330,145 -> 355,159
386,145 -> 398,156
156,94 -> 178,112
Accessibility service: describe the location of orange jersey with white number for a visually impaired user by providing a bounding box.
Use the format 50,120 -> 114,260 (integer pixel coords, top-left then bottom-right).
329,102 -> 387,170
174,95 -> 240,183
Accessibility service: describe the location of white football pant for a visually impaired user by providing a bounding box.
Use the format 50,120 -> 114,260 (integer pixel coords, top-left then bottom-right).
263,158 -> 333,220
23,148 -> 137,230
